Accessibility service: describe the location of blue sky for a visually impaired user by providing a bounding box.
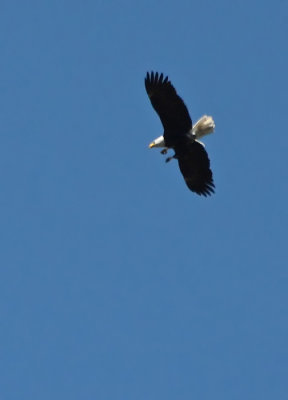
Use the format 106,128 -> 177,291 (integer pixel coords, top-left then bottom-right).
1,0 -> 288,399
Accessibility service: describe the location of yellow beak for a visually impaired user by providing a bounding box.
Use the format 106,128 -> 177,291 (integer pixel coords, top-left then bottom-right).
149,142 -> 155,148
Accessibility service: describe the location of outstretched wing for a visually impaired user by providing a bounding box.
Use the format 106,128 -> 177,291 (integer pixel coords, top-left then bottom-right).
177,141 -> 215,196
145,72 -> 192,137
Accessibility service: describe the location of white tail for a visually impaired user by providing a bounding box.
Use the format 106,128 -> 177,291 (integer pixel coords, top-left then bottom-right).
192,115 -> 215,139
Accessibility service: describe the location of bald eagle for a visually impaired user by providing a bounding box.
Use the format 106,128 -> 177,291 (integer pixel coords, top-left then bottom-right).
145,72 -> 215,196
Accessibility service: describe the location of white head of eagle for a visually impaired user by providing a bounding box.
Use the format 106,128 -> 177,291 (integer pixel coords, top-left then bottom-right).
145,71 -> 215,197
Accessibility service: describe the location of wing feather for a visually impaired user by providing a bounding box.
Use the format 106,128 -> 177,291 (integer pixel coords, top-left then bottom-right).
145,72 -> 192,138
177,141 -> 215,196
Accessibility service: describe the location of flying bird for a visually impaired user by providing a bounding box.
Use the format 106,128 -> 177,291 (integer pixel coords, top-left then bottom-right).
145,71 -> 215,196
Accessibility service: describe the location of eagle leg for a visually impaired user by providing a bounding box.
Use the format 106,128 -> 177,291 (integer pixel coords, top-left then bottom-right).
165,154 -> 176,163
160,148 -> 168,155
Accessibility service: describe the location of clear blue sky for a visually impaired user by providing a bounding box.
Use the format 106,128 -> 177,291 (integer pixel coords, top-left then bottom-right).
1,1 -> 287,399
